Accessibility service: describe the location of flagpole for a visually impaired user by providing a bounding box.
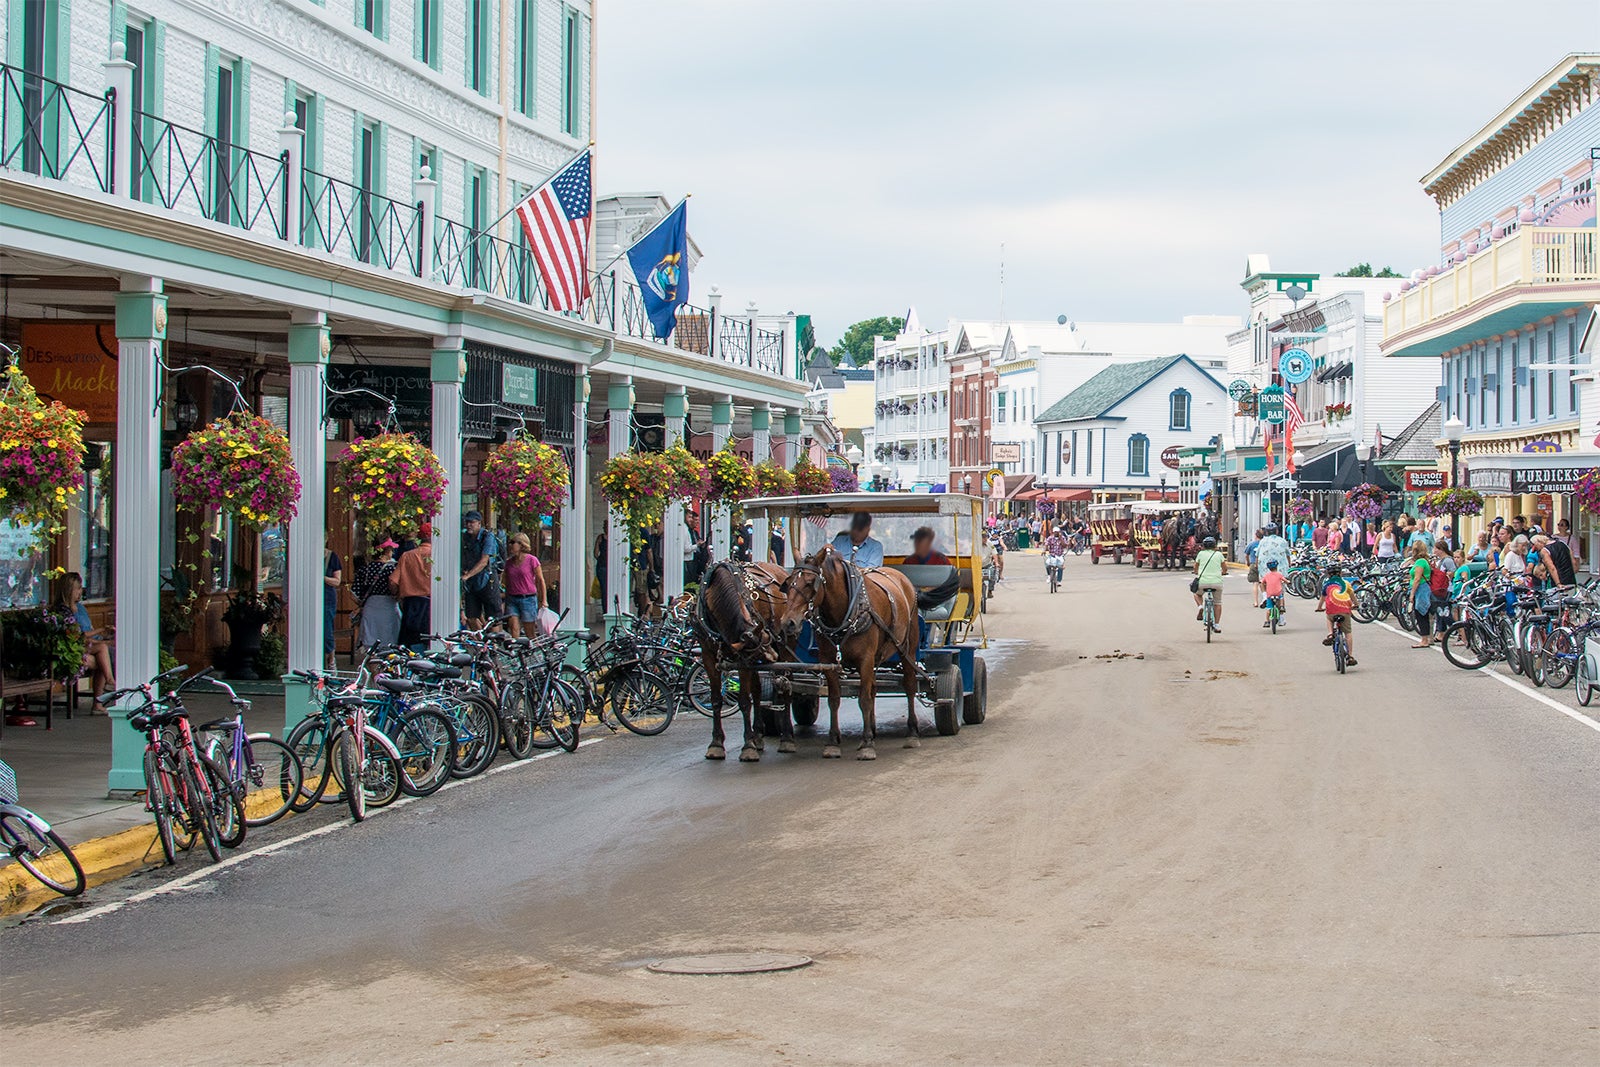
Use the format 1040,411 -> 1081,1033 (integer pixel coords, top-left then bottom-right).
475,140 -> 595,244
595,194 -> 691,276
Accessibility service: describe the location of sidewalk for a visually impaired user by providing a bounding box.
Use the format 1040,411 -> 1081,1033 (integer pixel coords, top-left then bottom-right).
1,692 -> 286,847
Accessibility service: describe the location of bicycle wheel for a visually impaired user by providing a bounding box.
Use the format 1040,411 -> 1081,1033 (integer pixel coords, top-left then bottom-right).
240,737 -> 304,827
179,757 -> 223,863
1441,621 -> 1490,670
336,731 -> 365,822
0,810 -> 86,897
535,677 -> 582,753
610,668 -> 675,735
1577,650 -> 1596,706
285,717 -> 334,812
1524,626 -> 1548,684
390,705 -> 455,796
359,726 -> 403,809
446,695 -> 500,779
1540,628 -> 1576,690
498,680 -> 537,759
1352,587 -> 1379,624
685,661 -> 723,718
143,747 -> 178,866
1269,604 -> 1278,635
201,753 -> 247,850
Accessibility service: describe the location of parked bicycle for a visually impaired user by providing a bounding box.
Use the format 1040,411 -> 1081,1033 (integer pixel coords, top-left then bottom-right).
0,758 -> 85,898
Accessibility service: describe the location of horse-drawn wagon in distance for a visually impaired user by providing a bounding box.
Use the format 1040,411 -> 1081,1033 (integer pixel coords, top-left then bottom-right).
1130,501 -> 1207,571
698,492 -> 990,763
1087,501 -> 1133,564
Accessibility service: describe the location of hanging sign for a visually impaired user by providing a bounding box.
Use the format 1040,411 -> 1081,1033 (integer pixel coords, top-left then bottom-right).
1160,446 -> 1182,470
1522,439 -> 1563,453
1228,379 -> 1253,401
1279,348 -> 1314,385
502,364 -> 538,406
1258,385 -> 1286,424
1403,469 -> 1447,492
19,322 -> 119,422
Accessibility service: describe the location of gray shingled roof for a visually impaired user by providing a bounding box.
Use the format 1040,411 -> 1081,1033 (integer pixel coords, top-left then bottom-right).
1380,401 -> 1441,464
1034,355 -> 1184,424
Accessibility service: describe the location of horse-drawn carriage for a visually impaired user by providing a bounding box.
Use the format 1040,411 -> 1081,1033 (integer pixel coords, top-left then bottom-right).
1130,501 -> 1206,570
695,492 -> 990,763
1087,501 -> 1133,564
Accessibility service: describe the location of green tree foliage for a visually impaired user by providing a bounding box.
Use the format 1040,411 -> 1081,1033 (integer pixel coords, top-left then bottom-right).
828,316 -> 905,367
1335,263 -> 1403,278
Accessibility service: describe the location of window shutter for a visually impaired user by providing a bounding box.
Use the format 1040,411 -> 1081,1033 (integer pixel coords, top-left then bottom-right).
56,0 -> 72,83
307,93 -> 323,173
373,121 -> 387,199
236,58 -> 252,150
110,2 -> 127,48
203,45 -> 221,138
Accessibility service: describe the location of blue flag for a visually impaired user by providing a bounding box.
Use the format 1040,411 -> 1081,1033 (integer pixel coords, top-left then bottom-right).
626,201 -> 690,340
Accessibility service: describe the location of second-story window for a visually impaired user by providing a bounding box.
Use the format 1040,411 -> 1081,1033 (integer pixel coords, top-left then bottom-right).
1495,342 -> 1505,425
1528,333 -> 1538,421
360,0 -> 385,38
1547,327 -> 1557,417
516,0 -> 538,117
468,0 -> 489,95
1169,388 -> 1191,431
996,391 -> 1007,424
357,121 -> 379,263
1570,320 -> 1581,414
562,6 -> 583,135
1510,338 -> 1520,420
416,0 -> 441,69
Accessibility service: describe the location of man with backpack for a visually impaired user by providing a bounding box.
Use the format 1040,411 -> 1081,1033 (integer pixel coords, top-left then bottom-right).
461,510 -> 504,629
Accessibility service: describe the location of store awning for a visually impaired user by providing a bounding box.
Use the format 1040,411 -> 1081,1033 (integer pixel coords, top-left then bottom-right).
1015,488 -> 1046,500
1044,488 -> 1093,502
1465,452 -> 1600,495
1004,474 -> 1037,499
1316,361 -> 1353,383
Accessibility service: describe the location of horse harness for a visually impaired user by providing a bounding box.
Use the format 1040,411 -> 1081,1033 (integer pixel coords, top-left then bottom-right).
694,559 -> 784,663
791,549 -> 916,666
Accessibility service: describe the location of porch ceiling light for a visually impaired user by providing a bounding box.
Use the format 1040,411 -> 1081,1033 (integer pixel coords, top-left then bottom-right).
1443,417 -> 1465,444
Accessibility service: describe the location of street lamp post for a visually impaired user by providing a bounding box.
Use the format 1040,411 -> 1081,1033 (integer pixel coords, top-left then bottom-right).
1159,474 -> 1167,500
1356,440 -> 1373,481
1444,417 -> 1465,488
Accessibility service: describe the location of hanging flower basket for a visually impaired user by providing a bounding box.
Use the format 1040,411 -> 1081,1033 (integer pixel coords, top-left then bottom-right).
1574,469 -> 1600,516
827,464 -> 859,492
661,444 -> 710,502
171,411 -> 301,530
791,457 -> 831,494
1343,482 -> 1387,521
1417,487 -> 1484,518
599,450 -> 673,537
1287,495 -> 1315,520
0,363 -> 87,552
1036,499 -> 1057,518
707,447 -> 756,504
334,432 -> 447,538
479,438 -> 570,531
752,459 -> 796,497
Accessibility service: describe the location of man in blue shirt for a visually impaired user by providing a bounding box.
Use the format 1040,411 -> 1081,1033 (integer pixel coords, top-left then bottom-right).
831,511 -> 885,567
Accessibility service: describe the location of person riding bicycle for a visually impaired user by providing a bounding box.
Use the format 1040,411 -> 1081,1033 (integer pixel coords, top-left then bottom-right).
1317,561 -> 1357,666
1043,528 -> 1068,584
1259,558 -> 1286,628
1191,536 -> 1230,633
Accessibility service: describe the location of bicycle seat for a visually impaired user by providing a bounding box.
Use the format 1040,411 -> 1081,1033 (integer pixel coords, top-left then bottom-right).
447,652 -> 474,667
374,675 -> 418,694
129,709 -> 187,731
509,637 -> 532,650
330,693 -> 371,707
195,718 -> 237,733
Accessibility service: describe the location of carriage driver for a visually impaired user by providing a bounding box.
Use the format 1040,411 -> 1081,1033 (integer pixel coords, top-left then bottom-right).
832,511 -> 885,567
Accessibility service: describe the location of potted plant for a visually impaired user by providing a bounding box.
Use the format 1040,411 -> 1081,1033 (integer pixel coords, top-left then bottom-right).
334,432 -> 448,537
751,459 -> 796,497
661,444 -> 710,503
1288,496 -> 1315,521
1417,487 -> 1484,517
0,605 -> 85,684
478,437 -> 570,532
598,450 -> 674,539
828,464 -> 860,492
1575,469 -> 1600,516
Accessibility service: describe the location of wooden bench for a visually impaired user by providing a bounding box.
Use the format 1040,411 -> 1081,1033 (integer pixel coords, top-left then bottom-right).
0,625 -> 63,732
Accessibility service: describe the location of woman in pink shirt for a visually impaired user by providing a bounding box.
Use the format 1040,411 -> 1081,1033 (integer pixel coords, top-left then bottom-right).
503,532 -> 549,638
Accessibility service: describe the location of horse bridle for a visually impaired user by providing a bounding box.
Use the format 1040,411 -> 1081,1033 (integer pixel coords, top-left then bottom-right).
787,548 -> 872,646
694,559 -> 781,661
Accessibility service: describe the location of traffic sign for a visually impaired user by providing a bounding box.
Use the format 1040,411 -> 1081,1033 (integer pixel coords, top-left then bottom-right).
1258,384 -> 1286,424
1279,348 -> 1313,385
1228,378 -> 1252,401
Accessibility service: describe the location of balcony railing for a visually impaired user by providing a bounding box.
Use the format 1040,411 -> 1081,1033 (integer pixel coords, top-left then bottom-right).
136,111 -> 288,236
0,64 -> 113,193
1383,227 -> 1599,341
0,62 -> 797,383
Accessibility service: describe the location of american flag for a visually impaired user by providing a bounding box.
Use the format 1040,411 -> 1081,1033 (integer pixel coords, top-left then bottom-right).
515,149 -> 592,311
1284,391 -> 1305,433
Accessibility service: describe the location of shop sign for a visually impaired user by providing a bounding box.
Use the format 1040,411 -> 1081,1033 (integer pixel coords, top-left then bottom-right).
1403,469 -> 1447,492
1522,439 -> 1562,453
1228,379 -> 1253,401
19,322 -> 119,422
1466,467 -> 1512,493
502,364 -> 538,406
1060,438 -> 1071,465
1278,348 -> 1314,385
1512,466 -> 1586,494
991,443 -> 1022,464
1160,446 -> 1182,470
327,364 -> 432,426
1258,385 -> 1285,424
687,432 -> 754,461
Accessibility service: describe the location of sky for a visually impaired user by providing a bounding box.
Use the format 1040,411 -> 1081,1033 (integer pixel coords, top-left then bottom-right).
598,1 -> 1600,348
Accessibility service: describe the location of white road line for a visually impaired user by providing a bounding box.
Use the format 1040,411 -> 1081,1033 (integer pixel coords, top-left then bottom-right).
1372,620 -> 1600,735
52,737 -> 606,926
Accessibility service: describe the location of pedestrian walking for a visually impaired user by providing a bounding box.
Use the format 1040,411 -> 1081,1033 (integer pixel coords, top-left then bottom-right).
395,523 -> 433,650
353,539 -> 401,651
502,532 -> 549,639
323,547 -> 342,668
461,510 -> 503,630
1375,521 -> 1398,560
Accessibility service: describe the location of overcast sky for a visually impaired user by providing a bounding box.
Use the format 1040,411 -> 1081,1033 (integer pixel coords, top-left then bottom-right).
598,1 -> 1600,347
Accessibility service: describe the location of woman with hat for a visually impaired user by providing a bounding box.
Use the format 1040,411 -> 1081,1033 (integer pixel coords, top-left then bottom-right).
503,531 -> 549,638
354,538 -> 401,652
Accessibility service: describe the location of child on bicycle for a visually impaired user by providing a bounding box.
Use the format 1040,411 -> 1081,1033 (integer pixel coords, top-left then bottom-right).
1259,558 -> 1286,628
1316,562 -> 1357,666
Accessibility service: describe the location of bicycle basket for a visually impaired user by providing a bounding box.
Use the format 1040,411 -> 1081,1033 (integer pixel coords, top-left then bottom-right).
0,759 -> 17,805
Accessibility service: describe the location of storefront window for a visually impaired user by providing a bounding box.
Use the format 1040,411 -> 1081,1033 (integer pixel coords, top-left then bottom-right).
209,512 -> 234,591
259,526 -> 287,589
83,451 -> 113,600
0,521 -> 48,609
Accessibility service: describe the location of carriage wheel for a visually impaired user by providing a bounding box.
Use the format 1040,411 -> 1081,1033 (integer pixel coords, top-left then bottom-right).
1113,548 -> 1123,564
933,666 -> 964,736
789,693 -> 819,730
961,657 -> 988,725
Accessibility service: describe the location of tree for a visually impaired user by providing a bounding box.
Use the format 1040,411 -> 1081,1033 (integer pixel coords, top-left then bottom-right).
827,316 -> 904,367
1336,263 -> 1403,278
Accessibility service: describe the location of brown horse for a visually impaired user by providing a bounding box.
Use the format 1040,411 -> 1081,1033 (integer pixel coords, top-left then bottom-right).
694,559 -> 794,762
778,547 -> 921,760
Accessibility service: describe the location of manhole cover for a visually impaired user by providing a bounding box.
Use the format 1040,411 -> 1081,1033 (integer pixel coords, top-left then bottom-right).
647,952 -> 813,975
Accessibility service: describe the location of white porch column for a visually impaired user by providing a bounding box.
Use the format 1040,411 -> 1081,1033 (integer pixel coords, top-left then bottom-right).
661,386 -> 688,600
749,404 -> 771,563
283,312 -> 328,730
711,394 -> 733,560
103,43 -> 134,199
278,113 -> 304,244
431,344 -> 466,638
559,371 -> 590,629
415,166 -> 438,280
108,277 -> 165,795
605,377 -> 633,621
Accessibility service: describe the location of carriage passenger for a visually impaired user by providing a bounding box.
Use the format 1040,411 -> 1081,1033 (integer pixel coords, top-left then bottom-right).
831,511 -> 885,567
905,527 -> 952,566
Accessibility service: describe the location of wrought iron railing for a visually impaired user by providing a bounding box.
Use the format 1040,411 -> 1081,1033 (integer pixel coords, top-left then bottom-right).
303,169 -> 422,274
0,64 -> 113,193
133,110 -> 287,236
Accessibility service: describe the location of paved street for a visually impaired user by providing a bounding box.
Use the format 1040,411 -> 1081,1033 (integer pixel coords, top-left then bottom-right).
2,554 -> 1598,1065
